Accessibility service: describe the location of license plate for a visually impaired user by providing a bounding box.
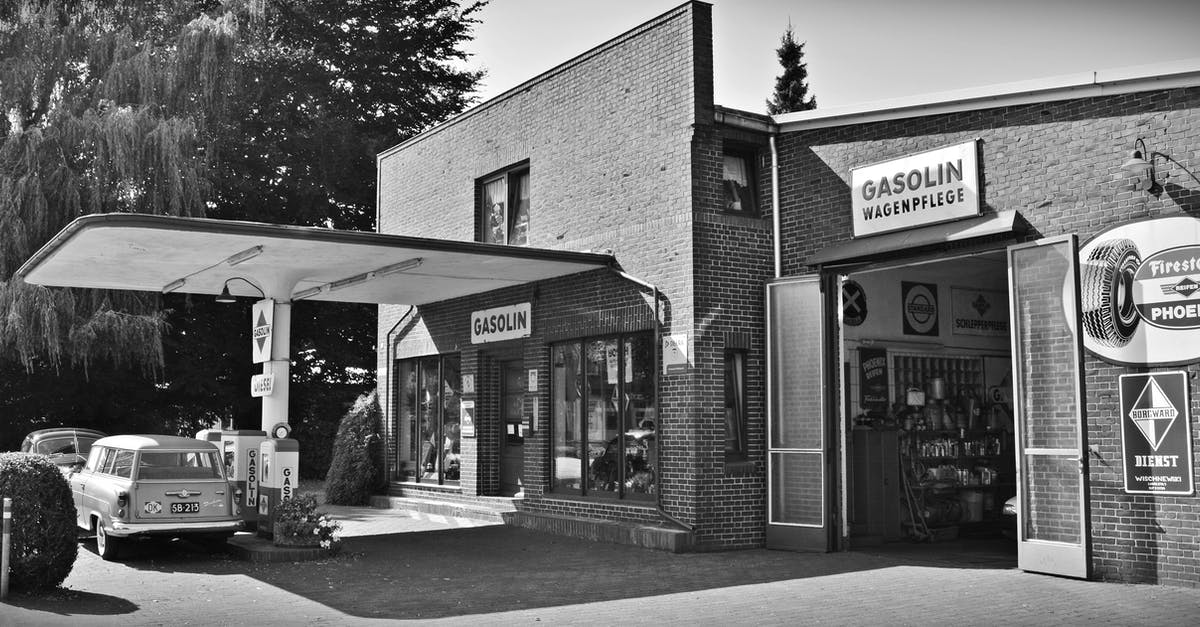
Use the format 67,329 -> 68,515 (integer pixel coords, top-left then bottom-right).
170,502 -> 199,514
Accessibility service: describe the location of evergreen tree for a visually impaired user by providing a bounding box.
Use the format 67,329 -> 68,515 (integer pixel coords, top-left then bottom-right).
766,25 -> 816,114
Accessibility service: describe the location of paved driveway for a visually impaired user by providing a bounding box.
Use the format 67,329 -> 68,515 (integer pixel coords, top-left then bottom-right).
2,505 -> 1198,625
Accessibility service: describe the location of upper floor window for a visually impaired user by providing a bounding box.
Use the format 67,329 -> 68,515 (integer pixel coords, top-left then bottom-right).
480,166 -> 530,245
722,150 -> 757,215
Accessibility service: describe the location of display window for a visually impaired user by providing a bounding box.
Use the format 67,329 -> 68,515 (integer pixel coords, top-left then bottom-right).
394,353 -> 462,485
551,332 -> 656,500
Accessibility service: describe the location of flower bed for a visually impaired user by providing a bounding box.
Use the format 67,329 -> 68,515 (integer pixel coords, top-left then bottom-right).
272,494 -> 342,553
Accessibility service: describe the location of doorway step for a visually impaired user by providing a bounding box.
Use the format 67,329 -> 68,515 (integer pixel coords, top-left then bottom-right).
372,487 -> 517,524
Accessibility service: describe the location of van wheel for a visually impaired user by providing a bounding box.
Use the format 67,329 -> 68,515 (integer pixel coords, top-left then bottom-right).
95,520 -> 123,561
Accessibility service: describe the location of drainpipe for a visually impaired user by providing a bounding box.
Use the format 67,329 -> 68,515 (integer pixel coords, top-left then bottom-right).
770,134 -> 781,278
610,267 -> 695,533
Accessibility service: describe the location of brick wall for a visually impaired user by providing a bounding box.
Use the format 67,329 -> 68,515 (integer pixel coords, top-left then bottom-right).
776,86 -> 1200,585
373,3 -> 781,546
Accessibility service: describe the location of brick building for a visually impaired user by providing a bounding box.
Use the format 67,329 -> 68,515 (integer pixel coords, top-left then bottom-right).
376,1 -> 1200,586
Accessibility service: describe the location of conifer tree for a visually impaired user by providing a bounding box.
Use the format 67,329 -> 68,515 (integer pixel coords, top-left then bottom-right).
766,25 -> 816,114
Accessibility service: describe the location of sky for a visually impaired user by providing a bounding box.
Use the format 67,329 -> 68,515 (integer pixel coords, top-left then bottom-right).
460,0 -> 1200,114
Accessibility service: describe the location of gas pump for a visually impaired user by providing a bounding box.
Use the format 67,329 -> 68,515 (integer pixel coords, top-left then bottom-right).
256,437 -> 299,538
224,430 -> 267,530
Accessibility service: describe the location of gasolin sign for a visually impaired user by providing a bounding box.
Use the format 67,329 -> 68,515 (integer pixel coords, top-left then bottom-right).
850,140 -> 980,238
251,299 -> 274,364
1119,372 -> 1194,495
1076,216 -> 1200,366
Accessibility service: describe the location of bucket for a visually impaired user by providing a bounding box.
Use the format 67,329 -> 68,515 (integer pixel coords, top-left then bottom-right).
961,490 -> 984,522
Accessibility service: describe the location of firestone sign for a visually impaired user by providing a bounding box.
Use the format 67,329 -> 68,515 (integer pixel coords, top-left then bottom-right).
1076,215 -> 1200,366
850,140 -> 980,238
1119,371 -> 1194,495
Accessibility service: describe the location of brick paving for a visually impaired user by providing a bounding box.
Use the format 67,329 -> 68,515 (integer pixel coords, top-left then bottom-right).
2,503 -> 1198,625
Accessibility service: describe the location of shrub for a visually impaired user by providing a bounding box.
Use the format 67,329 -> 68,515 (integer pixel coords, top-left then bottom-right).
323,390 -> 385,506
0,453 -> 77,592
273,494 -> 341,553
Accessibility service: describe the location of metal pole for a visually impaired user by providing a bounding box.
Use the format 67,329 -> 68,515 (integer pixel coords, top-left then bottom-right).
2,497 -> 11,600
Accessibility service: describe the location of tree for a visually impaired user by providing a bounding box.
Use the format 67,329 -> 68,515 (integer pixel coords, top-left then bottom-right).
0,0 -> 485,463
766,25 -> 816,114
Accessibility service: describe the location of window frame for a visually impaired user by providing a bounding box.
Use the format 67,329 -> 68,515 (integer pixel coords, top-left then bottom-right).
478,162 -> 530,246
724,349 -> 749,464
721,147 -> 759,216
394,352 -> 462,486
550,330 -> 657,502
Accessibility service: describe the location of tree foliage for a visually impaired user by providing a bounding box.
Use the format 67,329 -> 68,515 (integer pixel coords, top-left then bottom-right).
0,453 -> 78,592
324,389 -> 385,505
0,1 -> 485,468
766,25 -> 816,115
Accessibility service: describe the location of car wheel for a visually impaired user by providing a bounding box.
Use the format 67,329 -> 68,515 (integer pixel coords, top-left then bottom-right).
95,519 -> 123,561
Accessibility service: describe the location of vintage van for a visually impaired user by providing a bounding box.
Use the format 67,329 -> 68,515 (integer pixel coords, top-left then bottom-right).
69,434 -> 243,560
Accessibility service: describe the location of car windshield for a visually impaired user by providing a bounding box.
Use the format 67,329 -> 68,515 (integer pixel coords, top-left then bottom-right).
34,436 -> 77,455
136,451 -> 223,480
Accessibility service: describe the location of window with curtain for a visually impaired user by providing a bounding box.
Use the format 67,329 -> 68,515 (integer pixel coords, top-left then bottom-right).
722,151 -> 757,215
725,350 -> 748,462
479,165 -> 530,245
395,353 -> 461,486
552,331 -> 656,500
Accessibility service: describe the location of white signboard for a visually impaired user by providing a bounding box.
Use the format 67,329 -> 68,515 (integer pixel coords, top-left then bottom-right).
662,334 -> 689,374
850,140 -> 980,238
251,299 -> 274,364
471,302 -> 531,344
460,400 -> 476,438
1074,215 -> 1200,366
251,374 -> 274,397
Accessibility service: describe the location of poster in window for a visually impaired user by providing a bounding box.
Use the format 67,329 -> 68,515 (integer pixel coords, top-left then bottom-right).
858,347 -> 889,413
902,281 -> 939,336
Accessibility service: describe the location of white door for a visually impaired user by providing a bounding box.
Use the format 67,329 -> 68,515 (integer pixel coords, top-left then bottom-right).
766,275 -> 832,551
1007,235 -> 1091,578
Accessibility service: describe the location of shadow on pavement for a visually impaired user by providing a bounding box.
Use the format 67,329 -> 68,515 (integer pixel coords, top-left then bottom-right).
3,588 -> 139,616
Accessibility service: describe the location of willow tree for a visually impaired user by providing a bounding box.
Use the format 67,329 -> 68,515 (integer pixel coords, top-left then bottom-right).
0,0 -> 239,374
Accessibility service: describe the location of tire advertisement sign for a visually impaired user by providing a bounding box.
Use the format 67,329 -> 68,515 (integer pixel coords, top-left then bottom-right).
858,347 -> 889,413
1119,372 -> 1194,495
1076,216 -> 1200,366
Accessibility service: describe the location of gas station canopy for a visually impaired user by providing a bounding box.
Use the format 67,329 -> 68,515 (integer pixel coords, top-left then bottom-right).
16,213 -> 618,303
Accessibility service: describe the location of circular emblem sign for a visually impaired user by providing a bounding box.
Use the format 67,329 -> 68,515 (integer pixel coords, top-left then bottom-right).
1076,216 -> 1200,366
842,281 -> 867,326
903,282 -> 938,336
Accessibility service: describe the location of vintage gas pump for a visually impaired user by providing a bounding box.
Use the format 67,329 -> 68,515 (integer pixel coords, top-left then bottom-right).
222,430 -> 267,530
256,436 -> 299,538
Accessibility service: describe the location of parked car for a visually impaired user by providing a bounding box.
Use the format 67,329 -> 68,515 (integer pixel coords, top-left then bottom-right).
69,434 -> 243,560
21,427 -> 108,475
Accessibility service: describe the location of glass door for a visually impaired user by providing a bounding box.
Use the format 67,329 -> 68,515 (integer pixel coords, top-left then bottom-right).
1008,235 -> 1090,578
766,275 -> 832,551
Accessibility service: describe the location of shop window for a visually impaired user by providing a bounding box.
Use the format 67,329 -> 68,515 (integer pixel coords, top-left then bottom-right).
724,350 -> 748,463
394,353 -> 461,485
722,150 -> 757,215
551,332 -> 656,500
479,165 -> 530,245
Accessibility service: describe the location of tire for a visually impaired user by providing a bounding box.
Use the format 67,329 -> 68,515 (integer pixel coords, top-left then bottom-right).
1080,238 -> 1141,347
95,519 -> 123,561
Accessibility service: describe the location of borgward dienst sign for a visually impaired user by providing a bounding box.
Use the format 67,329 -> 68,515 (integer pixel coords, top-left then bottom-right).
1119,371 -> 1194,495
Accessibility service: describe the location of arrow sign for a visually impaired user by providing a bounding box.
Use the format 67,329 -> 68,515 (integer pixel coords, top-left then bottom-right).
251,299 -> 274,364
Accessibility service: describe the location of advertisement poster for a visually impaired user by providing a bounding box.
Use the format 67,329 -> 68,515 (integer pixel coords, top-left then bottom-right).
858,348 -> 889,413
849,140 -> 980,238
902,281 -> 939,336
460,400 -> 476,438
1119,371 -> 1194,495
1074,215 -> 1200,366
951,287 -> 1009,337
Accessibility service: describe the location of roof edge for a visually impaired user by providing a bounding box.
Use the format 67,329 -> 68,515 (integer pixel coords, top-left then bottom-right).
774,58 -> 1200,132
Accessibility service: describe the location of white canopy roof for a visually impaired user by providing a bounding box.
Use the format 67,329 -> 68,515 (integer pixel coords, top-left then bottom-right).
17,214 -> 617,303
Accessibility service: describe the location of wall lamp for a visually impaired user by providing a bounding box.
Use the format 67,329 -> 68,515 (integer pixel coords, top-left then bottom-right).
1121,138 -> 1159,192
215,277 -> 266,303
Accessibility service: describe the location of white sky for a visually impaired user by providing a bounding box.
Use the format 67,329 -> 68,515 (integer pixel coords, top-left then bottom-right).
461,0 -> 1200,113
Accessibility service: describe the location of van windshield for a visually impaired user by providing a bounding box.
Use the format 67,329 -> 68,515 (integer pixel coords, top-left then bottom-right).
136,451 -> 223,480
